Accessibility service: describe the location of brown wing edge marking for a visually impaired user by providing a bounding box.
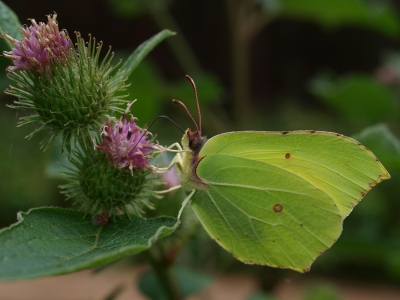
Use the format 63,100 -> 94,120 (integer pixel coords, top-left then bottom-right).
192,155 -> 207,187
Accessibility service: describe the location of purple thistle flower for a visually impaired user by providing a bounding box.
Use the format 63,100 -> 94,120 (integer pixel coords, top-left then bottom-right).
97,102 -> 155,173
3,13 -> 71,73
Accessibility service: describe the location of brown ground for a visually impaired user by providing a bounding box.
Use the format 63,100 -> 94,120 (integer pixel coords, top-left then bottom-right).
0,266 -> 399,300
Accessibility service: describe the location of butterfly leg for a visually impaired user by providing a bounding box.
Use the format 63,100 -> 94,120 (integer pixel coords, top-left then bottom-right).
154,142 -> 184,153
153,143 -> 187,174
177,189 -> 195,219
153,156 -> 181,173
164,142 -> 183,152
154,184 -> 181,195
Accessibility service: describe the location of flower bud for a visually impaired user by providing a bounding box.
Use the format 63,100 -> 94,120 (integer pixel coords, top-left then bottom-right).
3,13 -> 71,73
62,145 -> 160,219
4,13 -> 128,151
61,106 -> 161,219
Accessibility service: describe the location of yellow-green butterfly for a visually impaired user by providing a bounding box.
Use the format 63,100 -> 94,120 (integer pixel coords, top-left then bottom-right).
166,75 -> 390,272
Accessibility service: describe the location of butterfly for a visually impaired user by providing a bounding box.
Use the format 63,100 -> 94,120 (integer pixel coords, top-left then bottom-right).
163,75 -> 390,272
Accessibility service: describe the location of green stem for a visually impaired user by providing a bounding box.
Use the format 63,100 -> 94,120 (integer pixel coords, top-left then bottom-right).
146,0 -> 202,74
144,250 -> 182,300
232,31 -> 251,126
225,0 -> 273,126
225,0 -> 251,126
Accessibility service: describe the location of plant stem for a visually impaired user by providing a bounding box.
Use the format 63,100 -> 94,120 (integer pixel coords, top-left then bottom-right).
225,0 -> 251,126
225,0 -> 273,126
146,0 -> 202,75
144,250 -> 182,300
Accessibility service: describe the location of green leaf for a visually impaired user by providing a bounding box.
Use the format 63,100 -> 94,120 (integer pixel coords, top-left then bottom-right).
138,267 -> 213,300
112,29 -> 175,84
121,60 -> 165,122
107,0 -> 147,19
0,207 -> 179,281
0,1 -> 22,49
310,74 -> 399,122
271,0 -> 400,38
353,124 -> 400,170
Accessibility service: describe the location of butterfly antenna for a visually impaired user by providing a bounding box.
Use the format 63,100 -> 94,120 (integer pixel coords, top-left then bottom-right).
172,99 -> 200,133
186,75 -> 202,135
128,115 -> 184,155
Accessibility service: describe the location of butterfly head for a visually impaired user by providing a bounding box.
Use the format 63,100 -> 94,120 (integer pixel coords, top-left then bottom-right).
174,76 -> 209,189
173,75 -> 206,154
180,128 -> 206,154
187,128 -> 206,153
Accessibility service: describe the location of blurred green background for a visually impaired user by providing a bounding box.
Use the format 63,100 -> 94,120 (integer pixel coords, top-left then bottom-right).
1,0 -> 400,299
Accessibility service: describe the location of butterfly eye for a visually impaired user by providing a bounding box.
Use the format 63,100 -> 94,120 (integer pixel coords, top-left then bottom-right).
189,137 -> 202,151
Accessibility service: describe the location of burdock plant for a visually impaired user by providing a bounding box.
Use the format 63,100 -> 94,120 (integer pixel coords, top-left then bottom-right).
0,6 -> 184,296
4,13 -> 128,151
62,102 -> 161,219
1,11 -> 175,221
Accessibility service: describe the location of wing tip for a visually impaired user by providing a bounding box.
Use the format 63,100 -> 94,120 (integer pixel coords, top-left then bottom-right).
232,253 -> 313,273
